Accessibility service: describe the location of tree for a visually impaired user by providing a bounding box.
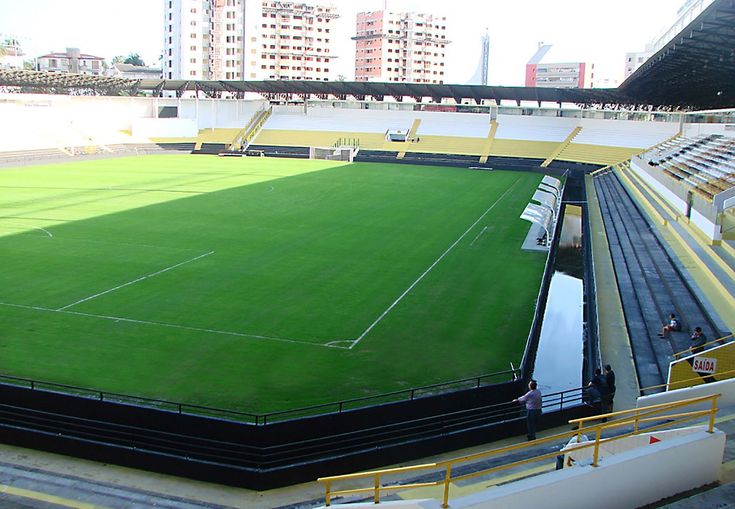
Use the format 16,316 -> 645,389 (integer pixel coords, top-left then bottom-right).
123,53 -> 144,66
111,55 -> 125,65
23,59 -> 35,70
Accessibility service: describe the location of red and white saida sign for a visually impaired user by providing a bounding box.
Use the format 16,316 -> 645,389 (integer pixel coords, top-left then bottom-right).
692,356 -> 717,374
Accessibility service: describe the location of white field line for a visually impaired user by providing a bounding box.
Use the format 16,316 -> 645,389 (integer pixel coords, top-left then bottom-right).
29,226 -> 53,238
0,301 -> 343,349
57,251 -> 215,311
349,178 -> 522,350
0,222 -> 53,238
469,226 -> 488,247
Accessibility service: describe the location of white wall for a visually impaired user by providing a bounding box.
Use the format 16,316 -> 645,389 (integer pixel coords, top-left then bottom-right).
449,429 -> 724,509
638,377 -> 735,412
691,207 -> 722,241
132,118 -> 198,138
495,115 -> 578,142
630,158 -> 688,215
685,123 -> 735,138
575,118 -> 677,148
178,99 -> 265,129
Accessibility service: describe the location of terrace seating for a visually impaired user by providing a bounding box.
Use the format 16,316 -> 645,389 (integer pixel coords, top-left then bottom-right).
573,118 -> 676,149
593,170 -> 725,390
643,134 -> 735,201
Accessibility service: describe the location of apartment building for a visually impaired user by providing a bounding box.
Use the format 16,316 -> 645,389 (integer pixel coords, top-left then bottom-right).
37,48 -> 105,75
525,44 -> 594,89
353,10 -> 450,83
163,0 -> 339,81
0,36 -> 25,70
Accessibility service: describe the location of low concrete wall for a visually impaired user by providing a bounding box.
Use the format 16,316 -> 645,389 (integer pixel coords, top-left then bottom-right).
630,157 -> 687,214
449,428 -> 724,509
638,376 -> 735,412
132,118 -> 198,138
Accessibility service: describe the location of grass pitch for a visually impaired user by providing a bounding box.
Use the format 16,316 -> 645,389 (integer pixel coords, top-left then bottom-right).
0,155 -> 545,413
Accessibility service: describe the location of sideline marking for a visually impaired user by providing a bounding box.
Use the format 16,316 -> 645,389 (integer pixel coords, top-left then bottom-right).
57,251 -> 215,311
0,483 -> 105,509
0,222 -> 53,238
469,225 -> 488,246
349,179 -> 522,350
0,302 -> 341,349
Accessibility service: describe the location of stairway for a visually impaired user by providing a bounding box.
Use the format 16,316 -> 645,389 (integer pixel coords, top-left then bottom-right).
593,171 -> 723,392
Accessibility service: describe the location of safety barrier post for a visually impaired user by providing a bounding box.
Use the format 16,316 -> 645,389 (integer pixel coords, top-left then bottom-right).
324,480 -> 331,507
374,473 -> 380,504
442,464 -> 452,509
592,427 -> 602,466
634,410 -> 640,433
709,397 -> 717,433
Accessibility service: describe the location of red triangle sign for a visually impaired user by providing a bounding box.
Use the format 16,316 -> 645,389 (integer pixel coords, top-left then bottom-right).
649,436 -> 661,444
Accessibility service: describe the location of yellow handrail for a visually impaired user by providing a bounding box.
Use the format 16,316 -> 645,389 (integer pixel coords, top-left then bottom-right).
640,368 -> 735,393
317,394 -> 720,508
672,332 -> 734,358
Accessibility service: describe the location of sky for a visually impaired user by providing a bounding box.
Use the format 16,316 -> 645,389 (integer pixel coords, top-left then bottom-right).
0,0 -> 683,86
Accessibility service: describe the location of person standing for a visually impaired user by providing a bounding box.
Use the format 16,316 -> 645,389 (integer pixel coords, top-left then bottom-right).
588,368 -> 609,420
604,364 -> 616,413
513,380 -> 542,441
691,327 -> 707,354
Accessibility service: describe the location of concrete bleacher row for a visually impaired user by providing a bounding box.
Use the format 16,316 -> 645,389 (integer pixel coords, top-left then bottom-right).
253,107 -> 677,166
0,96 -> 684,177
0,143 -> 195,166
646,134 -> 735,201
593,170 -> 725,391
0,93 -> 679,166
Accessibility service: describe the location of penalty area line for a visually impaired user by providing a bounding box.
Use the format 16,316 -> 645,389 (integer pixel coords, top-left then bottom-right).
348,178 -> 522,350
57,251 -> 215,311
0,301 -> 338,349
469,225 -> 488,246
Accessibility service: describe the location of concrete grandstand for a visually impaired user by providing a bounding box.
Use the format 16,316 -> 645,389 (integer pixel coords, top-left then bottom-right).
1,0 -> 735,507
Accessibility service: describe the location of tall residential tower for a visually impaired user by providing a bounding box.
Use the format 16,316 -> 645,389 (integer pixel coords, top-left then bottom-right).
353,10 -> 450,83
164,0 -> 339,81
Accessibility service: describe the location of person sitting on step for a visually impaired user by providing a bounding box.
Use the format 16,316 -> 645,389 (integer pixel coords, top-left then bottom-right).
659,313 -> 681,338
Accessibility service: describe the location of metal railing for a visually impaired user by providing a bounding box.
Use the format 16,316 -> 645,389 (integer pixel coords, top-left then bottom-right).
672,332 -> 734,359
641,368 -> 735,393
318,394 -> 720,508
0,367 -> 521,425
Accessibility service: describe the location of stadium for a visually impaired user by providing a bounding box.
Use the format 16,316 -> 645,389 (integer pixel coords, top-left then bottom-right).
1,0 -> 735,506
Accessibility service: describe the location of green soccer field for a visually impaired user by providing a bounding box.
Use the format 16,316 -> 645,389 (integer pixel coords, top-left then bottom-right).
0,155 -> 546,413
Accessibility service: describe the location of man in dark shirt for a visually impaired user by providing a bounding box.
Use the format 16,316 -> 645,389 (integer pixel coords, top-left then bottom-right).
604,364 -> 616,413
588,368 -> 609,420
691,327 -> 706,354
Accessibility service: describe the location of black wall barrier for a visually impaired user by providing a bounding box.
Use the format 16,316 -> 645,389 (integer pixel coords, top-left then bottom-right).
0,381 -> 590,489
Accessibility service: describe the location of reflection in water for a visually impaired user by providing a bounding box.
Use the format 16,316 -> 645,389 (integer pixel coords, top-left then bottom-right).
533,272 -> 584,400
533,205 -> 585,403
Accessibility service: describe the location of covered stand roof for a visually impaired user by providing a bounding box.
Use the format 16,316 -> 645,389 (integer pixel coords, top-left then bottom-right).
619,0 -> 735,109
136,79 -> 631,107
